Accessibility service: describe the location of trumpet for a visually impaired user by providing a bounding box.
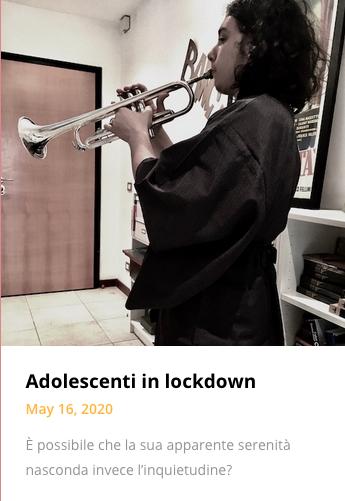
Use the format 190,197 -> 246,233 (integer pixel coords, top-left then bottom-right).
18,70 -> 213,160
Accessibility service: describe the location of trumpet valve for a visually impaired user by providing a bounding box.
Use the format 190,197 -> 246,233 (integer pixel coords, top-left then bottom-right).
116,89 -> 137,111
131,88 -> 146,112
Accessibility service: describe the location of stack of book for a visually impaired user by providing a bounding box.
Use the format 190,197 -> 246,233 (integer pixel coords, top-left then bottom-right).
297,238 -> 345,305
295,314 -> 345,346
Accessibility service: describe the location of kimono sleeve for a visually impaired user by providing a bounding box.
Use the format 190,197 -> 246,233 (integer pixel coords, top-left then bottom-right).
134,124 -> 266,253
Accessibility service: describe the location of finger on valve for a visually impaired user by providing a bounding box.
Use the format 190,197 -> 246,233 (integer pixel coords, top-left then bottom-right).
127,84 -> 150,113
119,88 -> 138,111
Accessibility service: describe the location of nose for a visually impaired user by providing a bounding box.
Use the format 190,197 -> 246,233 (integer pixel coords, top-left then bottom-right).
208,45 -> 216,63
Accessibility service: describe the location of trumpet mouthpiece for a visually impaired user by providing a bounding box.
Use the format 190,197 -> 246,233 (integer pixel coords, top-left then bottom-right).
188,70 -> 213,85
203,69 -> 213,79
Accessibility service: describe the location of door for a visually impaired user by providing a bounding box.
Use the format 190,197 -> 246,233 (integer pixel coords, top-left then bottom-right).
1,54 -> 101,296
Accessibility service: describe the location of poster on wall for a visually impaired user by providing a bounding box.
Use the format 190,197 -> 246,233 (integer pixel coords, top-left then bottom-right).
180,38 -> 227,120
293,0 -> 345,208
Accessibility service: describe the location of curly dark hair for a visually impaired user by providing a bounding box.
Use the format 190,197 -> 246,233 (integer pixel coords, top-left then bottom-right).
227,0 -> 327,113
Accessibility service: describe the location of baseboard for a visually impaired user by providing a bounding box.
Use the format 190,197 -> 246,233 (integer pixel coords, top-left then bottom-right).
115,280 -> 130,297
99,279 -> 130,297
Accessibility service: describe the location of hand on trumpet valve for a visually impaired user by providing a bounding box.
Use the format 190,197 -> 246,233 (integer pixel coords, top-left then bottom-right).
116,83 -> 169,116
104,105 -> 153,145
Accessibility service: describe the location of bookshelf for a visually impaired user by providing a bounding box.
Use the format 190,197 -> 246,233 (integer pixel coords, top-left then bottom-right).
124,243 -> 154,346
126,202 -> 345,345
123,195 -> 154,346
131,320 -> 154,346
281,291 -> 345,329
277,208 -> 345,344
288,208 -> 345,227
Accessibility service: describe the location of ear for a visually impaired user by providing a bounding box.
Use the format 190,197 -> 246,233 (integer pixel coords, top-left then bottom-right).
240,35 -> 254,60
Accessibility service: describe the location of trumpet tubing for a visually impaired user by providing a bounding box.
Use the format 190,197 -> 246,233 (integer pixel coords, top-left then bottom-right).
18,70 -> 213,159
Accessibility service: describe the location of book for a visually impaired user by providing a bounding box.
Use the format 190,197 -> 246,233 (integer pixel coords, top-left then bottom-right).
299,273 -> 345,296
297,286 -> 334,305
303,253 -> 345,271
307,318 -> 333,345
303,261 -> 345,287
324,326 -> 345,345
296,318 -> 332,346
296,313 -> 342,346
299,277 -> 340,302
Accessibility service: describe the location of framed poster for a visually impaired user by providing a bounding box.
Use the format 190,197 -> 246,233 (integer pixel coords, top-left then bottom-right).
293,0 -> 345,208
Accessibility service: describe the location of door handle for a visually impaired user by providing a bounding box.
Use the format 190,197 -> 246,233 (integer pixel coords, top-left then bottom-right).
1,177 -> 14,196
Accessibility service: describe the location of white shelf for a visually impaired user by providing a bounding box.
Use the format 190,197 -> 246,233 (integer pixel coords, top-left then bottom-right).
281,291 -> 345,328
131,320 -> 154,346
288,208 -> 345,227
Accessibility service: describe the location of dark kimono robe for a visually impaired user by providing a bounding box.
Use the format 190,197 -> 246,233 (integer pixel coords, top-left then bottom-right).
126,94 -> 300,345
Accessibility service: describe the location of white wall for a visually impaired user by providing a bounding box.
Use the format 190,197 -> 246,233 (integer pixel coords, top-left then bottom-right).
119,0 -> 228,137
1,0 -> 126,282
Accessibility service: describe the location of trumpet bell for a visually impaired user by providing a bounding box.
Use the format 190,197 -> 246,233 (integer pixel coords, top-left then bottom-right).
18,117 -> 49,159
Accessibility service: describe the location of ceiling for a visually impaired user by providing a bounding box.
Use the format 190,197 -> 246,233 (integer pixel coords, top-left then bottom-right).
5,0 -> 145,22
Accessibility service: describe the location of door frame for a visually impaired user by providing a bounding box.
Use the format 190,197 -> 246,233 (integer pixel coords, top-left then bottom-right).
1,51 -> 102,289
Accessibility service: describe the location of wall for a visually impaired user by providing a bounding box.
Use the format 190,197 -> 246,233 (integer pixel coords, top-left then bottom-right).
1,0 -> 127,282
119,0 -> 228,138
